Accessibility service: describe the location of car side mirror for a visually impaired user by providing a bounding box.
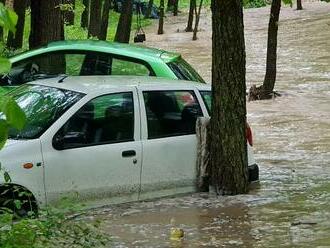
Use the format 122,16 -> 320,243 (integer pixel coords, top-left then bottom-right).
53,132 -> 87,150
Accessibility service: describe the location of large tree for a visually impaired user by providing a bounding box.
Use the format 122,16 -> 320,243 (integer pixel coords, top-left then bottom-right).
248,0 -> 281,100
29,0 -> 64,49
88,0 -> 102,38
114,0 -> 133,43
7,0 -> 27,49
211,0 -> 249,195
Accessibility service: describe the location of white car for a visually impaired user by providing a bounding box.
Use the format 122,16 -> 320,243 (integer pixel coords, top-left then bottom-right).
0,76 -> 258,214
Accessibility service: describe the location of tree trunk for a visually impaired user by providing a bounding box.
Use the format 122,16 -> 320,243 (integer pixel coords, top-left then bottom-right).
29,0 -> 64,49
192,0 -> 203,40
211,0 -> 248,195
260,0 -> 281,99
0,0 -> 5,41
297,0 -> 303,10
81,0 -> 89,28
167,0 -> 175,11
145,0 -> 153,19
99,0 -> 111,40
88,0 -> 102,38
7,0 -> 27,49
196,117 -> 211,192
63,0 -> 75,25
185,0 -> 195,32
114,0 -> 133,43
173,0 -> 178,16
158,0 -> 164,34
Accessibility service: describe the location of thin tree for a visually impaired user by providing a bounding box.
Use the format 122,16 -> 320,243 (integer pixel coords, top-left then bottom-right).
173,0 -> 178,16
297,0 -> 302,10
192,0 -> 203,40
88,0 -> 102,38
211,0 -> 249,195
167,0 -> 175,11
145,0 -> 154,19
99,0 -> 111,40
0,0 -> 6,41
81,0 -> 89,28
29,0 -> 64,49
114,0 -> 133,43
158,0 -> 165,34
185,0 -> 195,32
248,0 -> 281,100
7,0 -> 27,49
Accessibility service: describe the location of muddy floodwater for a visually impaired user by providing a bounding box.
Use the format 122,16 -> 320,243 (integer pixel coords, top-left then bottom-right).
82,2 -> 330,247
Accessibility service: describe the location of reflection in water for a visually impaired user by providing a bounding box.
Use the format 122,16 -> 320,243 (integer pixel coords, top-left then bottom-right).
81,2 -> 330,247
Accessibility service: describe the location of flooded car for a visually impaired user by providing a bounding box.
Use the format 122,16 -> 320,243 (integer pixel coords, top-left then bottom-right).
0,76 -> 257,215
0,40 -> 205,95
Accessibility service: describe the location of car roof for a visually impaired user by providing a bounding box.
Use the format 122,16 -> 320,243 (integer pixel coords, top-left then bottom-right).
29,76 -> 211,95
10,40 -> 181,64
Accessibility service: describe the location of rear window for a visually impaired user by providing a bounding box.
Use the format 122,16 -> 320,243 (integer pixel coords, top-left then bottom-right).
167,58 -> 206,84
200,91 -> 212,114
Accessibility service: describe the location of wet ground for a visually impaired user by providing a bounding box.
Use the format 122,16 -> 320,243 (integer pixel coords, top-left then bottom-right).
83,2 -> 330,247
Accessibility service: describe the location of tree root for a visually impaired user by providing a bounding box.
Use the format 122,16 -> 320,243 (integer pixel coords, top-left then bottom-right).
248,84 -> 281,101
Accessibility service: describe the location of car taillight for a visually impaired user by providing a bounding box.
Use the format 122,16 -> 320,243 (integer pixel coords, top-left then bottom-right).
246,122 -> 253,146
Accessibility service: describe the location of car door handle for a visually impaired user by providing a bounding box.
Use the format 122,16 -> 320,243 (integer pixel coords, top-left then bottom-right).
122,150 -> 136,157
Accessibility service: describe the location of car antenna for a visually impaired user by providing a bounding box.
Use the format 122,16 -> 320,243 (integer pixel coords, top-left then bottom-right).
58,75 -> 68,83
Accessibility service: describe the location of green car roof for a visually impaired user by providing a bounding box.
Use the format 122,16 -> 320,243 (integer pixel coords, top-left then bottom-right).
9,40 -> 181,64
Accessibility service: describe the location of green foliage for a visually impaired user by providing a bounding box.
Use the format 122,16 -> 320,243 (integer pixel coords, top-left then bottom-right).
243,0 -> 267,8
0,3 -> 18,34
0,207 -> 111,248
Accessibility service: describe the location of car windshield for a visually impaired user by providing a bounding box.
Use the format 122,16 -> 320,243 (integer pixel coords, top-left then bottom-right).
167,58 -> 206,84
1,84 -> 84,139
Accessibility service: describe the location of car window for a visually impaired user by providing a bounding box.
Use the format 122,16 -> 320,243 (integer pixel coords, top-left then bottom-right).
143,90 -> 203,139
9,51 -> 154,85
111,58 -> 151,76
167,58 -> 206,84
3,85 -> 84,139
56,92 -> 134,149
200,90 -> 212,114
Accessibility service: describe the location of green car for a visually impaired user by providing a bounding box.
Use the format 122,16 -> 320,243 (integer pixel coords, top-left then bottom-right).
0,40 -> 205,94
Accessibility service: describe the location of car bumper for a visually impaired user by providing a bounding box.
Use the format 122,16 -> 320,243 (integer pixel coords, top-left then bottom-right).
248,163 -> 259,182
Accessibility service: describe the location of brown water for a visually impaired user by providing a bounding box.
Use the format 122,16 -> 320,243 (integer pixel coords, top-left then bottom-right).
82,2 -> 330,247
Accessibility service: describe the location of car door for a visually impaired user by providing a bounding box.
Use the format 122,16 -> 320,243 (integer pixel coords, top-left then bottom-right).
137,85 -> 206,199
40,88 -> 142,206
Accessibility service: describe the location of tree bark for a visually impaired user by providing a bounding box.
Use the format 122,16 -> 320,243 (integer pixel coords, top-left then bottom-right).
114,0 -> 133,43
211,0 -> 248,195
29,0 -> 64,49
63,0 -> 75,25
196,117 -> 210,192
158,0 -> 164,34
99,0 -> 111,40
167,0 -> 175,11
88,0 -> 102,38
173,0 -> 178,16
259,0 -> 281,99
192,0 -> 203,40
145,0 -> 153,19
297,0 -> 303,10
186,0 -> 195,32
0,0 -> 5,41
7,0 -> 27,49
81,0 -> 89,28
